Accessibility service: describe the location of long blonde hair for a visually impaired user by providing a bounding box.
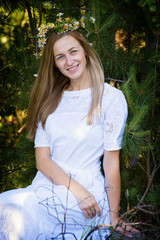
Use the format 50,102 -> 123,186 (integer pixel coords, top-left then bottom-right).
27,31 -> 104,139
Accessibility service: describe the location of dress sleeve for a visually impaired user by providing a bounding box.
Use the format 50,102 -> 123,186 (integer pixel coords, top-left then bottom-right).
103,89 -> 128,151
34,122 -> 50,148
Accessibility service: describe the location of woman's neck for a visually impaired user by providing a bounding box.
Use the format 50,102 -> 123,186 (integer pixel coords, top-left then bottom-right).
67,74 -> 92,91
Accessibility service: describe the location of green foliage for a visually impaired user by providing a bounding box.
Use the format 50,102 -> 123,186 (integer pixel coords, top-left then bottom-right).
129,187 -> 138,201
121,66 -> 155,159
121,167 -> 143,211
146,186 -> 160,209
98,13 -> 118,33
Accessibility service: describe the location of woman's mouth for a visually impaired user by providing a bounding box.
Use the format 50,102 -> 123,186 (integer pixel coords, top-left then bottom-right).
67,64 -> 79,72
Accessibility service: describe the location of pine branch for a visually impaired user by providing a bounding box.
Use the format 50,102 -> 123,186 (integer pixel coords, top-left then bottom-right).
1,165 -> 26,175
137,163 -> 160,207
98,13 -> 117,33
128,130 -> 150,137
141,69 -> 156,95
122,83 -> 135,113
54,7 -> 92,12
130,66 -> 140,95
128,106 -> 149,131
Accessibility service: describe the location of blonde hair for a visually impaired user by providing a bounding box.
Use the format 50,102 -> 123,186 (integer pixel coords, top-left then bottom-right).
27,31 -> 104,139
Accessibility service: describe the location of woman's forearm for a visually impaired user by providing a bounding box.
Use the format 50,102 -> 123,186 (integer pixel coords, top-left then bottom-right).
105,164 -> 121,223
35,147 -> 80,194
103,150 -> 121,224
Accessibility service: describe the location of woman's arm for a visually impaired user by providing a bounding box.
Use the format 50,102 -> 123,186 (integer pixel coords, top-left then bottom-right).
103,150 -> 121,225
103,150 -> 140,238
35,147 -> 101,219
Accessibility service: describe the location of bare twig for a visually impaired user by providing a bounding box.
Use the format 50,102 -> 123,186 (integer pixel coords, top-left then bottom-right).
135,206 -> 160,215
137,163 -> 160,207
105,77 -> 123,82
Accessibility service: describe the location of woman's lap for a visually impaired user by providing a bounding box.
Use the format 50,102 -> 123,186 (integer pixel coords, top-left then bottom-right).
0,183 -> 110,239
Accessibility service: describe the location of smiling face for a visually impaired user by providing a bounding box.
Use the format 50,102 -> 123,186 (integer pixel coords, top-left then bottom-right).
53,35 -> 90,89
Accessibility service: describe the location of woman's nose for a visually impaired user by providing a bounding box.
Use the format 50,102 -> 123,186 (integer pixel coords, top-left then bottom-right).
66,55 -> 73,65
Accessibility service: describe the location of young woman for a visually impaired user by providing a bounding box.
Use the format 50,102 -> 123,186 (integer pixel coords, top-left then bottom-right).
0,18 -> 139,239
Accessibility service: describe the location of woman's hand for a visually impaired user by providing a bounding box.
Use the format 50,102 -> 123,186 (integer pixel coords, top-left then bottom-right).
71,183 -> 101,219
111,216 -> 140,239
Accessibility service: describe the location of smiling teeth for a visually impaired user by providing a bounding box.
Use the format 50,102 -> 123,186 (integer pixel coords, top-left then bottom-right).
68,66 -> 77,71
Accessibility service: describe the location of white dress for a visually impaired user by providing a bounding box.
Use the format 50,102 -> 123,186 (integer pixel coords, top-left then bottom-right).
0,83 -> 128,240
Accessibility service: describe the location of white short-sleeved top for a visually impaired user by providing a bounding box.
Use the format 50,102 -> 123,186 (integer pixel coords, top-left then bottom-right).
34,83 -> 128,174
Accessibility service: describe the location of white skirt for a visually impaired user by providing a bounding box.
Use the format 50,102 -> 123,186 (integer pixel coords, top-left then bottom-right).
0,172 -> 110,240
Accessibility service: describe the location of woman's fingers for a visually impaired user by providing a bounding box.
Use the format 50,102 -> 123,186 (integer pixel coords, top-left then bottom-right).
94,202 -> 101,217
79,195 -> 101,219
81,206 -> 96,219
111,217 -> 140,239
116,226 -> 133,238
83,209 -> 90,219
86,208 -> 95,218
116,223 -> 140,239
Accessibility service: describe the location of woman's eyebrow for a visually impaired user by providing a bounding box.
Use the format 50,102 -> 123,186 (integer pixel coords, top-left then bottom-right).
55,47 -> 79,57
69,47 -> 78,51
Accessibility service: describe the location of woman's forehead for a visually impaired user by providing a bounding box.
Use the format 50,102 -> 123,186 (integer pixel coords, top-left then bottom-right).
53,35 -> 82,55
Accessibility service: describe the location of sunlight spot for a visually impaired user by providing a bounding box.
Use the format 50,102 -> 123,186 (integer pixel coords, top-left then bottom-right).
1,36 -> 8,44
73,121 -> 90,141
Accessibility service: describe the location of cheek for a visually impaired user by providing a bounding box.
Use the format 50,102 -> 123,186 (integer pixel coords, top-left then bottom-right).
55,62 -> 64,72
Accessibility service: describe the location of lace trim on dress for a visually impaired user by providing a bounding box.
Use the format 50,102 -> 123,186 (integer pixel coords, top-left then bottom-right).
71,96 -> 80,100
104,121 -> 114,133
0,216 -> 9,240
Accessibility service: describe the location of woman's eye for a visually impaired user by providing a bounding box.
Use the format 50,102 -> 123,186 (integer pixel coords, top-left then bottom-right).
71,50 -> 77,54
57,55 -> 63,60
